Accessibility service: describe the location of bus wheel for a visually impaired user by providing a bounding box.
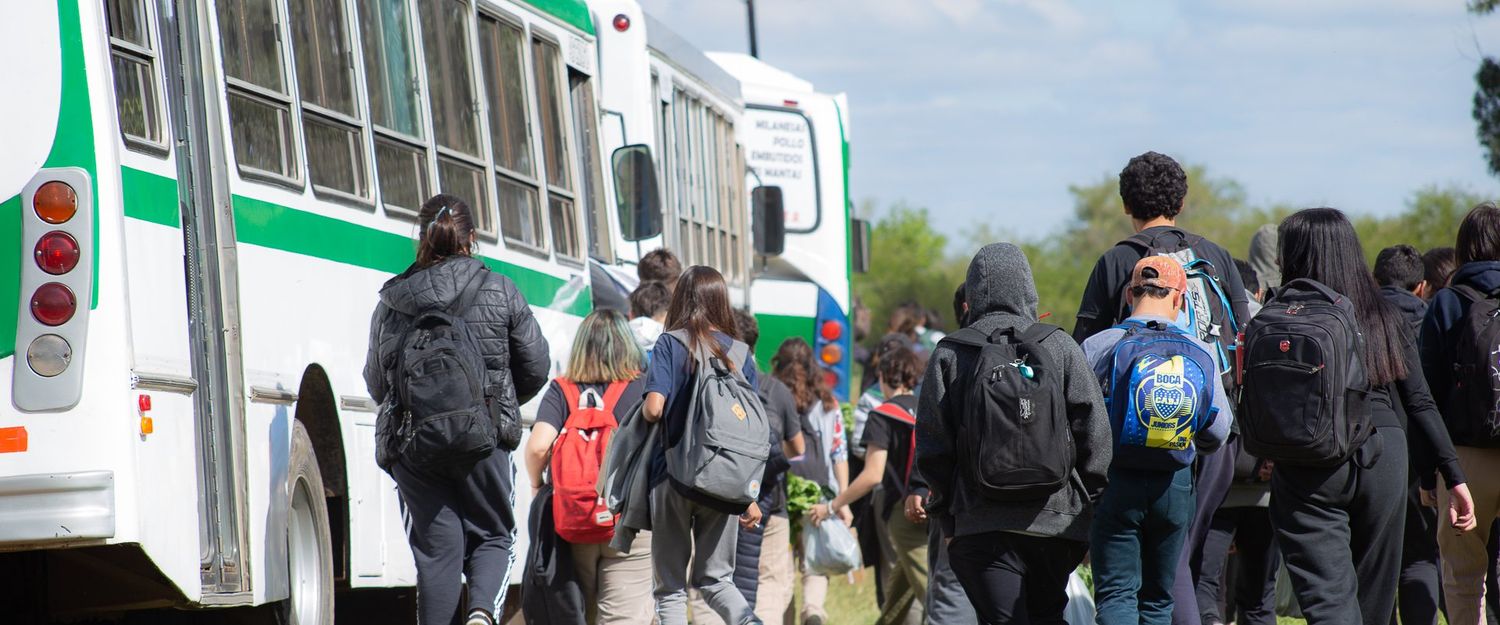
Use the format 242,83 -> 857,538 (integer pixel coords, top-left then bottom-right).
287,420 -> 335,625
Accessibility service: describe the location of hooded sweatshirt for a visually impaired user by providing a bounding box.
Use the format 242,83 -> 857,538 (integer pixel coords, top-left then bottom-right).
1248,224 -> 1281,294
1379,285 -> 1427,341
1421,260 -> 1500,445
916,243 -> 1113,543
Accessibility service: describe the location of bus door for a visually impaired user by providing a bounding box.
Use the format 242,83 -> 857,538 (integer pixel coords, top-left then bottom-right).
160,0 -> 252,599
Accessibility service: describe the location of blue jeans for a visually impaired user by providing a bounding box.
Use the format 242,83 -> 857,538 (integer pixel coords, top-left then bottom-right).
1091,465 -> 1196,625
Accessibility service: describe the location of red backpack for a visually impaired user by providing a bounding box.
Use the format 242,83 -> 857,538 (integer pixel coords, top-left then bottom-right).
550,379 -> 628,544
872,401 -> 918,488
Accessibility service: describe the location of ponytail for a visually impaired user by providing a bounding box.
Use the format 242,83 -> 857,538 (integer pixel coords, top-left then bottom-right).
417,193 -> 476,267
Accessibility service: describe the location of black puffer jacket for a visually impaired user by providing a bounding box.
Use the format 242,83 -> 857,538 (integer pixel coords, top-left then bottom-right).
363,256 -> 551,458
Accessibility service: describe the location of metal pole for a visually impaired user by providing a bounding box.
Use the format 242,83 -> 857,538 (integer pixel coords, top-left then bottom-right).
746,0 -> 759,58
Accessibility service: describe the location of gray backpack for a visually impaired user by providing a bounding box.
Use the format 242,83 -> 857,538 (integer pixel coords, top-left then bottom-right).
664,330 -> 771,507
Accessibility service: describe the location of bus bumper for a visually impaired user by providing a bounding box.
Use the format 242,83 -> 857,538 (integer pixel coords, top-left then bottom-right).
0,470 -> 114,544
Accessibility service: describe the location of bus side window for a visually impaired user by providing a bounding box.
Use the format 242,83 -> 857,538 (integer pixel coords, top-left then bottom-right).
477,13 -> 545,253
357,0 -> 431,216
288,0 -> 370,203
533,36 -> 581,262
105,0 -> 167,152
569,72 -> 611,263
217,0 -> 301,184
418,0 -> 491,234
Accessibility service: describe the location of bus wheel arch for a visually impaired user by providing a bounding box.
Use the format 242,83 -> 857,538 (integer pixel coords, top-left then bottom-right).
287,419 -> 335,625
292,364 -> 349,589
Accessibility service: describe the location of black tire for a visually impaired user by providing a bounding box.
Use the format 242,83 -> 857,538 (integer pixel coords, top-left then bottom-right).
285,420 -> 335,625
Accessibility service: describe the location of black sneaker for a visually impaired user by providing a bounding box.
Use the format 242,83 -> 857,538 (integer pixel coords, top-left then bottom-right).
465,610 -> 494,625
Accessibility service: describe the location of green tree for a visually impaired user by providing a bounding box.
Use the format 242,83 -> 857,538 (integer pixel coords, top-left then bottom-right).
852,202 -> 967,342
1473,1 -> 1500,177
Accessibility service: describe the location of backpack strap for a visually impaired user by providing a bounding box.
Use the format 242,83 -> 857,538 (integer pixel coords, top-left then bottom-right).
600,380 -> 630,414
937,326 -> 990,349
448,268 -> 488,316
874,401 -> 919,489
1118,228 -> 1192,253
1450,283 -> 1493,307
726,340 -> 752,380
1019,323 -> 1061,345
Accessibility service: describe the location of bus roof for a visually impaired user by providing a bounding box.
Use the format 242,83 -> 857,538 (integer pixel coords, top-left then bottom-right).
521,0 -> 594,35
645,13 -> 741,104
705,52 -> 814,94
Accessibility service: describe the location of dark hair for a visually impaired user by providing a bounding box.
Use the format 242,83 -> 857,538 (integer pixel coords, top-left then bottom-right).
1423,247 -> 1458,291
887,303 -> 922,338
665,265 -> 739,370
772,337 -> 836,413
952,284 -> 968,328
1128,266 -> 1176,301
924,308 -> 943,332
1457,202 -> 1500,265
639,248 -> 683,285
1233,258 -> 1260,297
1119,151 -> 1187,222
878,346 -> 922,392
1278,208 -> 1407,386
417,193 -> 475,267
732,308 -> 759,350
629,280 -> 671,319
1373,245 -> 1425,291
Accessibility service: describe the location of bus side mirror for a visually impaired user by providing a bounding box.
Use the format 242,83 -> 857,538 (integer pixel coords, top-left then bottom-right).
851,217 -> 871,273
753,186 -> 785,256
611,145 -> 662,242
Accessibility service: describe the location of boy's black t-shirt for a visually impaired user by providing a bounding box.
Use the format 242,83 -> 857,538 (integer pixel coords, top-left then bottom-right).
860,393 -> 918,517
757,374 -> 803,515
1072,225 -> 1248,344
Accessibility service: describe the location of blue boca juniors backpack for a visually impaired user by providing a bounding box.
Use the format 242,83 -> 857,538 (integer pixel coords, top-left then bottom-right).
1096,319 -> 1218,470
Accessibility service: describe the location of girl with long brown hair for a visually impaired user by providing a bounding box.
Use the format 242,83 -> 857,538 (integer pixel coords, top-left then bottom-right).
641,265 -> 761,625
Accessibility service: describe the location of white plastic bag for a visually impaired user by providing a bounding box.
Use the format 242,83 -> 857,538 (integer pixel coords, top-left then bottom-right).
803,517 -> 861,576
1064,570 -> 1095,625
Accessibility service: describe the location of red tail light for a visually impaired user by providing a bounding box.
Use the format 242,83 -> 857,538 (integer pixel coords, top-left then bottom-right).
30,283 -> 77,326
820,320 -> 843,341
34,231 -> 80,275
612,14 -> 630,32
822,370 -> 839,389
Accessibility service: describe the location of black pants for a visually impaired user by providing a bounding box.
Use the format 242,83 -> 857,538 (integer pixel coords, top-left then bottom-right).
393,449 -> 517,625
1272,427 -> 1406,625
948,531 -> 1087,625
1400,477 -> 1444,625
1170,447 -> 1235,625
1196,506 -> 1279,625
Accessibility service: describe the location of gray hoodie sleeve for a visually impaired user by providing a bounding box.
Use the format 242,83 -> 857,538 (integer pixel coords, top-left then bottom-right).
1195,361 -> 1232,453
1049,333 -> 1113,503
915,346 -> 960,520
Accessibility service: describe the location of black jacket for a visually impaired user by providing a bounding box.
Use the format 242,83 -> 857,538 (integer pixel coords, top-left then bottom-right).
1379,285 -> 1427,343
363,256 -> 551,462
522,485 -> 587,625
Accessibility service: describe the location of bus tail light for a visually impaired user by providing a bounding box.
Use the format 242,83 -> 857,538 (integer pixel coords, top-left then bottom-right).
26,334 -> 72,378
33,181 -> 77,224
15,168 -> 92,411
35,231 -> 81,274
820,343 -> 842,365
813,289 -> 852,401
612,14 -> 630,32
31,283 -> 77,326
820,319 -> 843,342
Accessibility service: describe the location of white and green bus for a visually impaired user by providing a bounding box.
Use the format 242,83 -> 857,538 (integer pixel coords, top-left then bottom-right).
0,0 -> 654,621
708,52 -> 868,398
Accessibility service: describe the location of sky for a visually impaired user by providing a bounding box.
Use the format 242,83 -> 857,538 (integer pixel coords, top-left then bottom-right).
637,0 -> 1500,242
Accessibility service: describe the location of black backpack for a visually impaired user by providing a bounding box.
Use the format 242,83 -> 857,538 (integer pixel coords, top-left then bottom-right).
1240,279 -> 1372,467
390,271 -> 506,470
939,324 -> 1074,501
1444,284 -> 1500,448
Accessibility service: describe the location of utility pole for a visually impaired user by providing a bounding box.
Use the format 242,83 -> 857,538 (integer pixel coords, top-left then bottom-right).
746,0 -> 759,58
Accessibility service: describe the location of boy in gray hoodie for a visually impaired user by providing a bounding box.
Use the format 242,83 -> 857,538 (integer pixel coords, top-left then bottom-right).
916,243 -> 1113,625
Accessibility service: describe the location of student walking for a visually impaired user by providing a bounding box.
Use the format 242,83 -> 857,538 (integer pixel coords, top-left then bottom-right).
628,280 -> 671,353
642,266 -> 765,625
1421,203 -> 1500,625
523,309 -> 651,625
1072,152 -> 1250,625
363,194 -> 551,625
1372,244 -> 1449,625
773,337 -> 849,625
811,346 -> 925,625
1082,257 -> 1233,625
918,242 -> 1113,625
1240,208 -> 1475,625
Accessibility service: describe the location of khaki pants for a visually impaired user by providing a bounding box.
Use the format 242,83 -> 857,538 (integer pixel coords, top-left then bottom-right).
801,569 -> 830,622
1440,446 -> 1500,625
573,530 -> 655,625
876,503 -> 929,625
755,515 -> 794,623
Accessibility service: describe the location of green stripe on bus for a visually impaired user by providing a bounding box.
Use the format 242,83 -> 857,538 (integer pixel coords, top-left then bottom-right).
519,0 -> 594,35
121,167 -> 181,227
230,194 -> 592,316
751,313 -> 816,373
0,0 -> 98,360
